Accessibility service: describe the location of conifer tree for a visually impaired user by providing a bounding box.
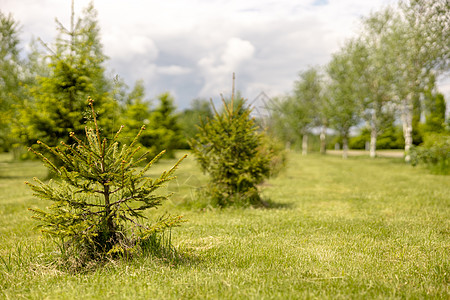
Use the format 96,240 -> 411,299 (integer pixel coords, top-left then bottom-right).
27,98 -> 185,260
120,80 -> 152,141
0,11 -> 22,152
178,98 -> 213,147
190,77 -> 272,207
16,2 -> 117,154
142,92 -> 183,158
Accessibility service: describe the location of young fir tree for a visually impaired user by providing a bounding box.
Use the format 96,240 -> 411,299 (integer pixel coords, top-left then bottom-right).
189,78 -> 272,207
178,98 -> 213,148
16,2 -> 117,154
120,80 -> 153,149
0,11 -> 23,152
27,98 -> 185,261
141,92 -> 183,158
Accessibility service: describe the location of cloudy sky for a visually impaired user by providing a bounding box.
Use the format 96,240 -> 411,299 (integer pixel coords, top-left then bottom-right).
2,0 -> 448,110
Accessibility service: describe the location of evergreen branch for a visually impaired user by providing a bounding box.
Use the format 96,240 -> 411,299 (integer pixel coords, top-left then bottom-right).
137,150 -> 166,177
123,202 -> 146,219
37,37 -> 57,56
101,138 -> 107,159
166,154 -> 187,176
83,209 -> 107,216
113,125 -> 124,141
87,97 -> 102,149
60,141 -> 86,165
55,145 -> 78,170
121,214 -> 148,230
110,194 -> 137,207
109,186 -> 123,195
129,125 -> 146,150
133,150 -> 152,166
69,200 -> 104,208
70,131 -> 101,159
60,167 -> 79,187
220,94 -> 232,117
27,146 -> 60,175
126,145 -> 142,164
85,128 -> 102,157
36,139 -> 67,160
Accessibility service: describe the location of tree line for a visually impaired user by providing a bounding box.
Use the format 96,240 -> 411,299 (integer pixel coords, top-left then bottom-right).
266,0 -> 449,161
0,0 -> 449,165
0,3 -> 213,160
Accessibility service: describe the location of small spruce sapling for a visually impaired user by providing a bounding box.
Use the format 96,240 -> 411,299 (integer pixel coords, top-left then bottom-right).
26,97 -> 186,260
189,78 -> 272,207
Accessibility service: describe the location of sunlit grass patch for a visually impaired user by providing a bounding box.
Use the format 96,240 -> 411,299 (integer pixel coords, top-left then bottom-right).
0,151 -> 449,299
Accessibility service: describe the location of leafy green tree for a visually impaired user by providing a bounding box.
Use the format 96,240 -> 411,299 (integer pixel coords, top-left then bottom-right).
411,94 -> 423,145
267,67 -> 324,155
326,41 -> 363,159
27,98 -> 185,263
15,2 -> 118,156
411,133 -> 450,175
360,9 -> 398,158
350,122 -> 405,150
190,88 -> 272,207
265,95 -> 299,150
0,11 -> 22,152
314,71 -> 331,155
292,67 -> 323,155
387,0 -> 449,161
424,91 -> 446,133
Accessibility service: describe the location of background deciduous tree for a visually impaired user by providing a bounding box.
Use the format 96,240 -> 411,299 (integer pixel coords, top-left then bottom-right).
360,9 -> 397,158
292,67 -> 323,155
388,0 -> 449,161
326,41 -> 362,159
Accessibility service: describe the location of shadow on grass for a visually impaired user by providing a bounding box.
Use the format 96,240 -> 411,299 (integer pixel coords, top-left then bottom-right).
35,243 -> 196,275
178,198 -> 295,212
0,174 -> 32,179
261,198 -> 295,209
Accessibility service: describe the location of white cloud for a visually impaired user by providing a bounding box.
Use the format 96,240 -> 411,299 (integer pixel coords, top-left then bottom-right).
197,38 -> 255,97
221,38 -> 255,70
156,65 -> 192,75
103,33 -> 158,60
4,0 -> 434,110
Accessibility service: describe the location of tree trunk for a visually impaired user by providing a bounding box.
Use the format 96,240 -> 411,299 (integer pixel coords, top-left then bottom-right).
342,136 -> 348,159
285,141 -> 291,151
320,125 -> 327,155
370,111 -> 377,158
401,96 -> 413,162
302,134 -> 308,156
103,184 -> 115,234
370,130 -> 377,158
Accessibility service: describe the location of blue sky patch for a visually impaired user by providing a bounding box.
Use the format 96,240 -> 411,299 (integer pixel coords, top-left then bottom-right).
313,0 -> 329,6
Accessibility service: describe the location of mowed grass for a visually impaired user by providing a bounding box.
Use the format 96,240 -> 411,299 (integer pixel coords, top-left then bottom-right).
0,151 -> 449,299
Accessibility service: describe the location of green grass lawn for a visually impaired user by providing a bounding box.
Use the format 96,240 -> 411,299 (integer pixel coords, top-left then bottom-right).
0,151 -> 449,299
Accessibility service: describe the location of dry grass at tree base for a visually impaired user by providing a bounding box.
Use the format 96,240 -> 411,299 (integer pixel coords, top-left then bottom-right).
0,151 -> 449,299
